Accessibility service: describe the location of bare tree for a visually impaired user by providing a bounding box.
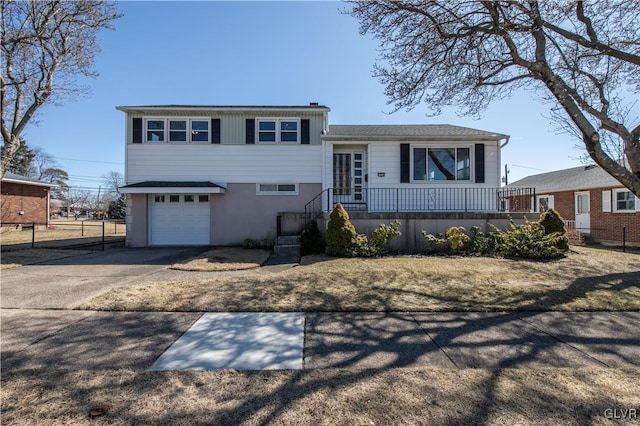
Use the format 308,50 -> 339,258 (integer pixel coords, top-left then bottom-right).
348,0 -> 640,196
101,170 -> 124,201
1,0 -> 122,178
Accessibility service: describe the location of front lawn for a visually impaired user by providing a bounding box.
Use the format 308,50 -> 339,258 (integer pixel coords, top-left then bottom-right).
2,368 -> 638,425
170,247 -> 271,271
78,247 -> 640,312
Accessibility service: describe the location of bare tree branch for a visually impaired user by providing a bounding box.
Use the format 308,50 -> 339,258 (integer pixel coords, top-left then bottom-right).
1,0 -> 122,178
347,0 -> 640,196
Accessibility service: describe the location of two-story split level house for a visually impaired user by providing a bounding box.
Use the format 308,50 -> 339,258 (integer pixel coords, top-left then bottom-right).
118,104 -> 534,247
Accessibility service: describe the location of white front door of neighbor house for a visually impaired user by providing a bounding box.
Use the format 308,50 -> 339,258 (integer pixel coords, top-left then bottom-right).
574,191 -> 591,234
333,151 -> 366,205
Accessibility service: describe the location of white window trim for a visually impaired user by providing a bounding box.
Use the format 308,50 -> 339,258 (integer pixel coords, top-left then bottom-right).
536,194 -> 554,212
612,188 -> 639,213
256,183 -> 299,195
144,117 -> 211,144
409,144 -> 473,183
256,118 -> 301,144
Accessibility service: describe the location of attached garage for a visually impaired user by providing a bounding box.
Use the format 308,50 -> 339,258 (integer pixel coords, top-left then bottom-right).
150,194 -> 210,245
120,181 -> 226,246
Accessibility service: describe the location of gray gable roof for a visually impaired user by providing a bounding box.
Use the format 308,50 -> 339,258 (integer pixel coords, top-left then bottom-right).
1,172 -> 55,187
324,124 -> 508,141
509,164 -> 623,193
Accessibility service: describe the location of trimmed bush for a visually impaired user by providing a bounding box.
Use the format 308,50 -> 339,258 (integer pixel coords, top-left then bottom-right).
538,208 -> 569,250
300,220 -> 325,255
243,238 -> 274,250
351,220 -> 402,257
539,208 -> 566,235
325,203 -> 357,256
422,226 -> 471,255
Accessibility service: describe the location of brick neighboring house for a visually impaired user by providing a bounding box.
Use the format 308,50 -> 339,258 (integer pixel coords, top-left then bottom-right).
1,172 -> 55,225
509,165 -> 640,246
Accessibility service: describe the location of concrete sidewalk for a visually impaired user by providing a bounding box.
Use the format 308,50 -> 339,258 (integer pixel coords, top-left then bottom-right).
2,310 -> 639,371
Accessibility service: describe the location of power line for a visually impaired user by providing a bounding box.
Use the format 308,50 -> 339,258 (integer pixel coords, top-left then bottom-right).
509,164 -> 551,172
56,156 -> 124,165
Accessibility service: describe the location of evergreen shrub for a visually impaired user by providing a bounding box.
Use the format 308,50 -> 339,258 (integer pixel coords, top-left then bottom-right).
325,203 -> 357,256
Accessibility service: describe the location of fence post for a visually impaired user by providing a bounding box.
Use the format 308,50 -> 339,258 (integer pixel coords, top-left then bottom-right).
102,221 -> 105,251
622,226 -> 626,253
31,222 -> 35,248
81,220 -> 84,237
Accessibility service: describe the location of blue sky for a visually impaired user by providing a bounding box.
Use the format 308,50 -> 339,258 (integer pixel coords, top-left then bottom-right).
22,0 -> 590,192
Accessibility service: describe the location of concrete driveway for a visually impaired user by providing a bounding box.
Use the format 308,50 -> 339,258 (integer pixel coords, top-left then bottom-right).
0,246 -> 210,309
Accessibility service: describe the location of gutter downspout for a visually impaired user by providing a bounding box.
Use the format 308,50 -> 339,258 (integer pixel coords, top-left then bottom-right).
500,136 -> 510,149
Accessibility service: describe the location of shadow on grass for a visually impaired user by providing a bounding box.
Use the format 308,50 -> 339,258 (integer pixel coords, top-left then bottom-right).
3,311 -> 638,424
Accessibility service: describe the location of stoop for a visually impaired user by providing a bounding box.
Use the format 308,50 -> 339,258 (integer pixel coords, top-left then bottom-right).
274,235 -> 301,256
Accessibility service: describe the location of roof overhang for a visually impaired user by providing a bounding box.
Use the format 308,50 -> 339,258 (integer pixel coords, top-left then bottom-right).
1,176 -> 55,188
116,105 -> 330,114
120,181 -> 226,194
322,135 -> 508,142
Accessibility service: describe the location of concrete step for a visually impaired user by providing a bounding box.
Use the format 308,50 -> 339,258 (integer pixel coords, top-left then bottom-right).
276,235 -> 301,246
273,244 -> 301,255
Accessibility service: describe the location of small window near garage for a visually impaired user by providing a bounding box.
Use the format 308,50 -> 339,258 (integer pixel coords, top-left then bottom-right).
154,195 -> 165,203
184,195 -> 195,202
198,195 -> 209,202
257,183 -> 299,195
169,195 -> 180,203
613,189 -> 637,212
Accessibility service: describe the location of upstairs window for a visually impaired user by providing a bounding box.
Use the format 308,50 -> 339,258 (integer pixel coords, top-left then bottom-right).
256,119 -> 300,144
191,120 -> 209,142
146,120 -> 165,142
145,118 -> 210,143
412,146 -> 471,181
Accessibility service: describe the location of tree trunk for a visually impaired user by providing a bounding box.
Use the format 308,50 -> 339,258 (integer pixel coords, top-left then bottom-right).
1,135 -> 22,178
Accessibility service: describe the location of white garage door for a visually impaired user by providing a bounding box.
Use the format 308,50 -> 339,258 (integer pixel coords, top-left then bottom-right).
150,194 -> 210,245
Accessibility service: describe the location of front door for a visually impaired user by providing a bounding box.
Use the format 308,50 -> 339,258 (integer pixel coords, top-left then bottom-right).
333,152 -> 365,206
574,191 -> 591,234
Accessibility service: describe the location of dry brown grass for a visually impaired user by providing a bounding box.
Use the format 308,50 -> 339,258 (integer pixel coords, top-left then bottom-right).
78,246 -> 640,312
0,249 -> 91,270
170,247 -> 271,271
1,368 -> 638,425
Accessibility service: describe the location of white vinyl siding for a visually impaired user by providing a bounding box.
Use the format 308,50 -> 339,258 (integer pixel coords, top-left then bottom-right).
127,144 -> 322,183
324,141 -> 500,189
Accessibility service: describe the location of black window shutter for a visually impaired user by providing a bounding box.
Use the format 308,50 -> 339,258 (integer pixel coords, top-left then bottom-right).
245,119 -> 255,144
475,144 -> 485,183
301,119 -> 310,144
211,118 -> 221,144
400,144 -> 410,183
132,118 -> 142,144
